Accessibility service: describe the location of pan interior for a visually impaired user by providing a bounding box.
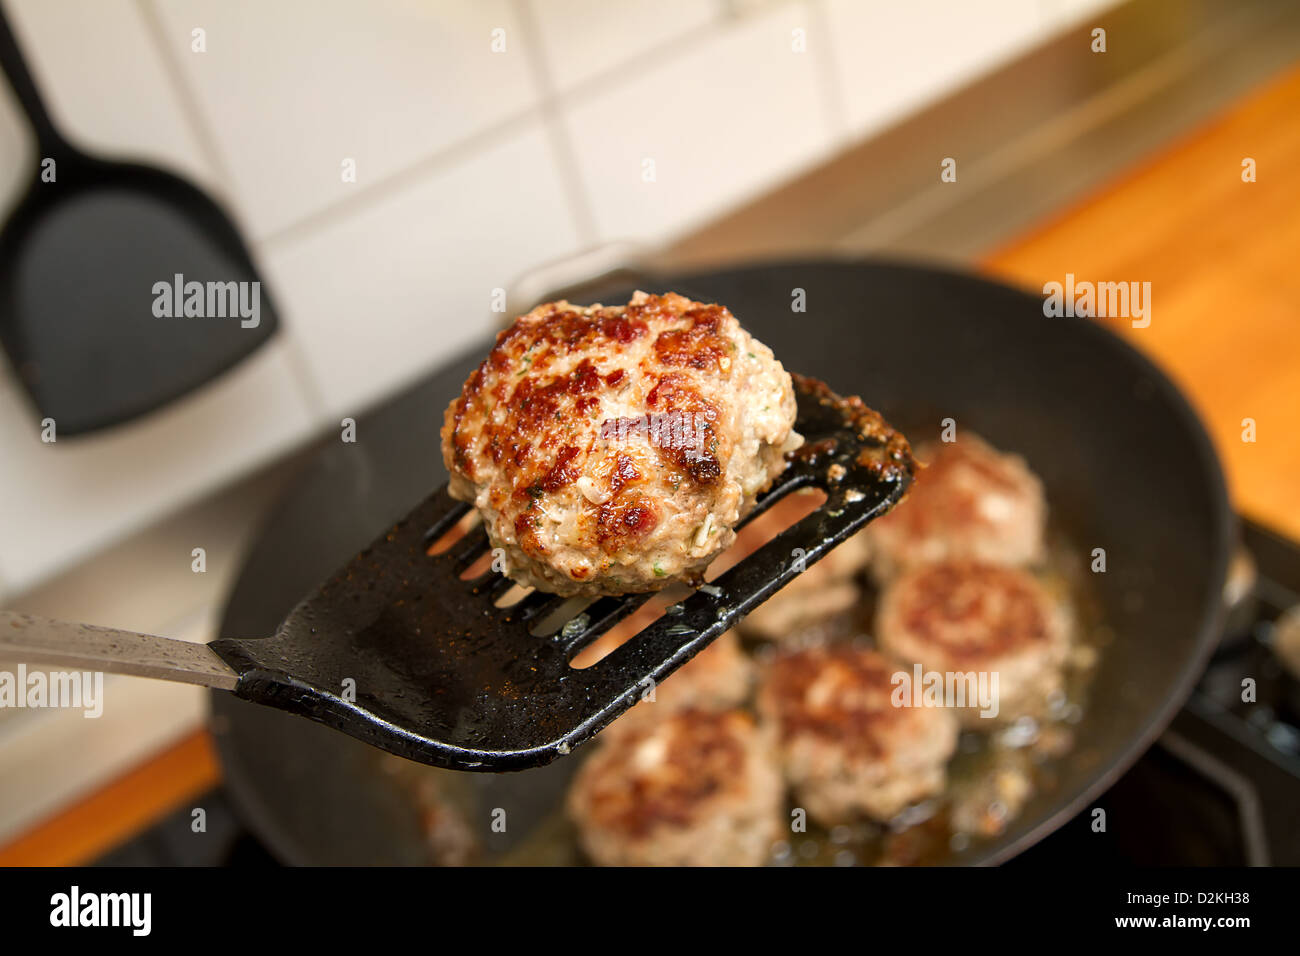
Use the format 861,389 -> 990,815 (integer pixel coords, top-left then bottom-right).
212,260 -> 1230,866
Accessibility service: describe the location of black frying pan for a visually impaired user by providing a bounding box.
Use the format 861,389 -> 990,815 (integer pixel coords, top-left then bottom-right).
212,259 -> 1233,865
0,6 -> 277,435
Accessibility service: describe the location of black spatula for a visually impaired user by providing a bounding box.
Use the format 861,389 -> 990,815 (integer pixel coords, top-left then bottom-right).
0,6 -> 276,435
0,377 -> 913,771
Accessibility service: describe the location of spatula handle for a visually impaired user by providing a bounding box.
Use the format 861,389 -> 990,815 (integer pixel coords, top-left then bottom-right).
0,611 -> 239,690
0,6 -> 69,156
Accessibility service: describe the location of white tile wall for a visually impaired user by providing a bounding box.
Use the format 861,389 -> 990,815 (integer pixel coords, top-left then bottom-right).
0,0 -> 1104,598
0,0 -> 318,594
825,0 -> 1046,140
151,0 -> 541,240
526,0 -> 720,93
560,1 -> 836,244
261,118 -> 582,420
3,0 -> 220,195
0,341 -> 315,593
1042,0 -> 1122,33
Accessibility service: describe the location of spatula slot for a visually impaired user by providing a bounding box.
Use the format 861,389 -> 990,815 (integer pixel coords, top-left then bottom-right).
450,531 -> 492,576
568,588 -> 686,668
513,590 -> 569,624
424,502 -> 475,554
527,595 -> 592,637
492,581 -> 533,608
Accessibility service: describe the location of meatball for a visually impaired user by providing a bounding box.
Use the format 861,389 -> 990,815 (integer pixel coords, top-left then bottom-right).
757,645 -> 958,825
739,538 -> 868,642
630,628 -> 753,713
378,756 -> 478,865
567,708 -> 783,866
875,560 -> 1070,727
578,628 -> 755,736
865,432 -> 1045,580
738,494 -> 868,642
691,487 -> 870,643
442,292 -> 802,597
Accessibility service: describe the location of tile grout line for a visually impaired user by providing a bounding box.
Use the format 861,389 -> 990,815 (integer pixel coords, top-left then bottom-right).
540,2 -> 730,108
509,0 -> 599,247
258,10 -> 732,254
807,0 -> 849,150
134,0 -> 332,424
257,104 -> 538,252
133,0 -> 238,199
122,4 -> 745,427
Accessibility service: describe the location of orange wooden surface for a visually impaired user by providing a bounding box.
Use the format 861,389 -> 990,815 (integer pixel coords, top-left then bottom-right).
0,729 -> 219,866
5,64 -> 1300,868
982,64 -> 1300,541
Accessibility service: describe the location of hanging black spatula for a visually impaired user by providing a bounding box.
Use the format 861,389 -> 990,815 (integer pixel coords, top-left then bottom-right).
0,6 -> 276,435
0,377 -> 913,771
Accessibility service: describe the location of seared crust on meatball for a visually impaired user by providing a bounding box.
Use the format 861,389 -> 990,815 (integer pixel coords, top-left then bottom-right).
758,646 -> 958,824
567,708 -> 783,866
875,560 -> 1069,727
442,292 -> 802,597
865,433 -> 1045,580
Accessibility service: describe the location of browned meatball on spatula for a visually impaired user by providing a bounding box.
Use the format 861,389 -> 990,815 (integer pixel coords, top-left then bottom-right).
442,292 -> 802,597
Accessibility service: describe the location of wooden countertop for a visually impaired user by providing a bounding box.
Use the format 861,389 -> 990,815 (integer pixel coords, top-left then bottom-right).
5,63 -> 1299,868
982,63 -> 1300,543
0,729 -> 218,866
